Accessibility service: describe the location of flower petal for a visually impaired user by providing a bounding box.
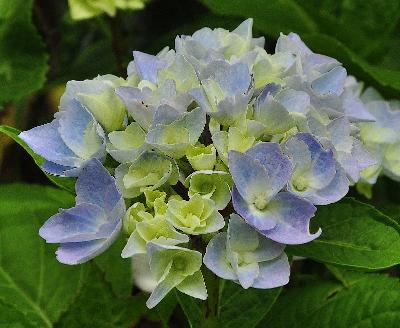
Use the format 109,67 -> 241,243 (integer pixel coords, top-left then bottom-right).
133,51 -> 167,84
39,203 -> 110,243
232,187 -> 278,231
203,232 -> 236,280
252,253 -> 290,289
75,159 -> 123,214
19,120 -> 79,167
55,220 -> 122,265
259,192 -> 320,245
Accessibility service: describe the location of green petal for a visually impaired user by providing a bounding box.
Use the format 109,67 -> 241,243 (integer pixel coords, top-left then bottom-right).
176,270 -> 207,300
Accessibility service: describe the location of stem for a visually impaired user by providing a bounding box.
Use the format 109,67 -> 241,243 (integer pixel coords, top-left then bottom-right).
204,267 -> 219,319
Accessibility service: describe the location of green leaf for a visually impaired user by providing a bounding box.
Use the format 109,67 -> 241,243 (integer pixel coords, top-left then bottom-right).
325,264 -> 369,288
175,290 -> 204,328
215,281 -> 281,328
147,292 -> 178,327
0,184 -> 87,328
288,198 -> 400,270
0,125 -> 75,193
293,0 -> 400,60
0,302 -> 33,328
262,273 -> 400,328
0,0 -> 48,105
201,0 -> 317,36
94,236 -> 132,297
56,265 -> 148,328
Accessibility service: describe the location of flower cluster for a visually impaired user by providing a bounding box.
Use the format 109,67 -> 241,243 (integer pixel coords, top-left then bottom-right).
21,19 -> 396,308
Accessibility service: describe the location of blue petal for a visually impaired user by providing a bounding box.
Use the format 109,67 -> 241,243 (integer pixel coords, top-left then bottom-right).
256,83 -> 280,105
133,51 -> 167,84
115,86 -> 155,130
232,187 -> 277,231
245,143 -> 292,191
343,97 -> 375,122
259,192 -> 320,245
200,61 -> 252,96
41,161 -> 74,176
311,66 -> 347,97
285,133 -> 336,189
58,99 -> 104,160
251,253 -> 290,289
275,32 -> 312,56
19,120 -> 79,167
75,159 -> 122,214
39,203 -> 111,243
229,143 -> 292,204
55,220 -> 122,265
203,232 -> 236,280
310,165 -> 349,205
229,151 -> 272,205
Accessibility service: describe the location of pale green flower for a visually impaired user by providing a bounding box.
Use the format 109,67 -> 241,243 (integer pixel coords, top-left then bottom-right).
185,143 -> 216,171
69,0 -> 146,20
146,242 -> 207,308
166,194 -> 225,235
123,202 -> 153,234
146,107 -> 206,158
66,75 -> 127,132
121,216 -> 189,258
157,54 -> 200,93
144,189 -> 167,209
184,170 -> 232,210
115,151 -> 179,198
211,121 -> 256,165
107,122 -> 147,163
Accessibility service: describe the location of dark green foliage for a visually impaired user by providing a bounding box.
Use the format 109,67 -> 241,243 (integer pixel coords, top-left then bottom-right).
288,198 -> 400,270
0,0 -> 48,106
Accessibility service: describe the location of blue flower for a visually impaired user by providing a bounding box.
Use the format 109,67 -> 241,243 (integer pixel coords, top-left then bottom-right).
190,60 -> 253,125
39,159 -> 125,264
284,133 -> 349,205
204,214 -> 290,289
19,90 -> 106,177
229,142 -> 320,244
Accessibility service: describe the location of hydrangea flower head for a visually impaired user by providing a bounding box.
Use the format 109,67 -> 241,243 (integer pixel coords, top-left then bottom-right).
20,18 -> 392,308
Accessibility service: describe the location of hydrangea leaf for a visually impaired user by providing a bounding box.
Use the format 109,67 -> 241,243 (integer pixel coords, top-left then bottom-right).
0,0 -> 48,106
57,265 -> 148,327
93,235 -> 133,297
264,273 -> 400,328
0,184 -> 87,327
203,280 -> 282,328
288,198 -> 400,270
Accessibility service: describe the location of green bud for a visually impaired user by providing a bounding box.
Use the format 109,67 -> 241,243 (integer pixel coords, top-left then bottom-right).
166,194 -> 225,235
123,202 -> 153,234
186,143 -> 217,171
185,170 -> 232,210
